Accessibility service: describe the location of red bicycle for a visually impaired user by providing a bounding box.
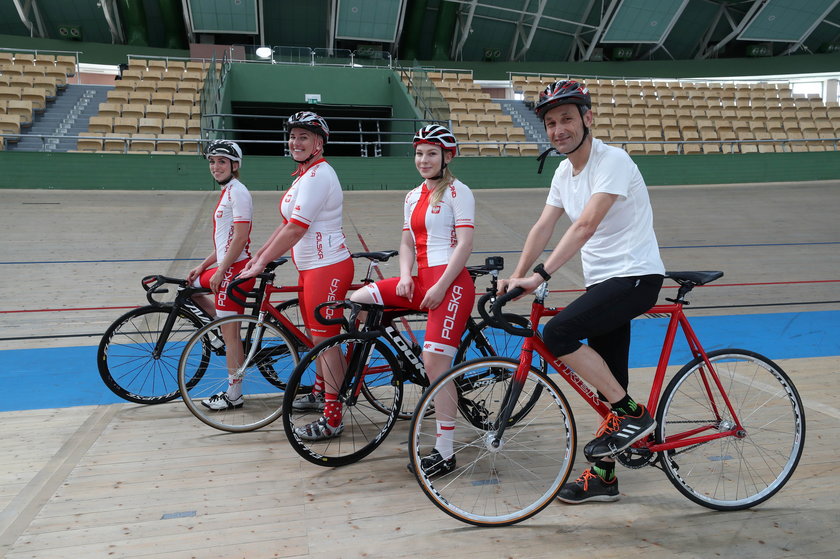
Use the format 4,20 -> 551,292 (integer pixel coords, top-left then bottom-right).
407,271 -> 806,526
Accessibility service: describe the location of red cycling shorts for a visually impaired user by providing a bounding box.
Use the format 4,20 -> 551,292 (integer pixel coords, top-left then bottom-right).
194,259 -> 255,317
362,265 -> 474,358
298,257 -> 355,338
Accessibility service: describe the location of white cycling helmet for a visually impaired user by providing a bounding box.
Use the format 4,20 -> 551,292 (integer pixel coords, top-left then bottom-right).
286,111 -> 330,143
205,140 -> 243,167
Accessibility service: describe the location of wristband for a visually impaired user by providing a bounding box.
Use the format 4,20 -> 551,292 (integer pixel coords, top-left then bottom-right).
533,263 -> 551,281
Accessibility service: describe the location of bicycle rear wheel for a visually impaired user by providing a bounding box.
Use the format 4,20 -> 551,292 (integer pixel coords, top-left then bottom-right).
178,315 -> 299,432
282,334 -> 403,467
408,357 -> 576,527
98,305 -> 209,404
657,349 -> 805,511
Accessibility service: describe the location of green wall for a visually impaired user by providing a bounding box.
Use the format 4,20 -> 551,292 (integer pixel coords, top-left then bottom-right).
224,64 -> 422,156
1,151 -> 837,191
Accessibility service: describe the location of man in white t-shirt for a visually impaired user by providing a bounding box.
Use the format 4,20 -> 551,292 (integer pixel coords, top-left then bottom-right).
500,80 -> 665,504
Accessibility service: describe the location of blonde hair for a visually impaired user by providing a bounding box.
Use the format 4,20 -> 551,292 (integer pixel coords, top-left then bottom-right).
429,167 -> 455,206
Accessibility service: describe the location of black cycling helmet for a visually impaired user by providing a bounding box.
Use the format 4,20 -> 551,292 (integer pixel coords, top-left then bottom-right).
534,80 -> 591,120
534,80 -> 592,173
205,139 -> 243,167
285,111 -> 329,143
413,124 -> 458,156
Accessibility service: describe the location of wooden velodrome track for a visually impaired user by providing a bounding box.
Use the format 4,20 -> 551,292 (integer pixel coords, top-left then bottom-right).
1,179 -> 838,558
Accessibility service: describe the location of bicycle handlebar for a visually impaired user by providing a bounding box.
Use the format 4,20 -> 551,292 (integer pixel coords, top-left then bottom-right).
314,300 -> 353,331
491,287 -> 534,336
227,276 -> 259,308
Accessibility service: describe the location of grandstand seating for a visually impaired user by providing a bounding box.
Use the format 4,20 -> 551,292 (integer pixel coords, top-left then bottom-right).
509,74 -> 838,154
76,58 -> 217,154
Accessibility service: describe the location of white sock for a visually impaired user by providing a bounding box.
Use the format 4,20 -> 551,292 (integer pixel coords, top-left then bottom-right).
226,377 -> 242,400
434,420 -> 456,460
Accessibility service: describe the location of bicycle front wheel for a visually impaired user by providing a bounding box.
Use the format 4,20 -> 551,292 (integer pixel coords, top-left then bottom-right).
98,305 -> 208,404
408,357 -> 576,527
283,334 -> 403,467
178,315 -> 299,432
657,349 -> 805,511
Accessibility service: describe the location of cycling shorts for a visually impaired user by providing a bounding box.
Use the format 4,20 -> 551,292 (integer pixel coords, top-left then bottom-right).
193,259 -> 255,318
362,265 -> 474,358
298,257 -> 355,338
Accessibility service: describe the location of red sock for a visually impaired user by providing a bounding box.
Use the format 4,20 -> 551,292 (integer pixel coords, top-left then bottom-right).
313,375 -> 324,395
324,394 -> 342,428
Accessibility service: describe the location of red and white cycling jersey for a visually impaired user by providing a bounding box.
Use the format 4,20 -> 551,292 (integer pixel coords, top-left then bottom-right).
404,179 -> 475,269
280,158 -> 350,271
212,178 -> 252,264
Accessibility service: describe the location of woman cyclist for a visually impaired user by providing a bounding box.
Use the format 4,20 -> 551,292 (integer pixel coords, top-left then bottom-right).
238,111 -> 354,440
187,140 -> 256,411
351,124 -> 476,476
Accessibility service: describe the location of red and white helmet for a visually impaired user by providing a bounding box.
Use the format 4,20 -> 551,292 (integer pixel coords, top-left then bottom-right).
286,111 -> 329,142
413,124 -> 458,155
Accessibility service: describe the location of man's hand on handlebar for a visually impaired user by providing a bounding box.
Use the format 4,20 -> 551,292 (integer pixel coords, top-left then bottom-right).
498,274 -> 543,299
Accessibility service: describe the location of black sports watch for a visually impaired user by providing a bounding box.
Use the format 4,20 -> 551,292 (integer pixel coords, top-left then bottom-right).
533,263 -> 551,281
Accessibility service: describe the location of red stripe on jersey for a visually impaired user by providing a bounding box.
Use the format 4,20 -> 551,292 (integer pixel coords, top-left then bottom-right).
410,184 -> 432,269
289,217 -> 310,229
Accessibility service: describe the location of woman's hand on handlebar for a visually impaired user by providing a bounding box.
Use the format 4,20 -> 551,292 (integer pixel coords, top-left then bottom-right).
186,265 -> 204,284
236,258 -> 265,280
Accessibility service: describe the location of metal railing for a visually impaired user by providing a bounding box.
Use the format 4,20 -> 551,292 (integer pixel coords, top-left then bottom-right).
3,131 -> 837,156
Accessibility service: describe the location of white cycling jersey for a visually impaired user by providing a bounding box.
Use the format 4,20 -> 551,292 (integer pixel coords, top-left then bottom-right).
404,178 -> 475,269
546,138 -> 664,286
280,158 -> 350,270
213,178 -> 252,264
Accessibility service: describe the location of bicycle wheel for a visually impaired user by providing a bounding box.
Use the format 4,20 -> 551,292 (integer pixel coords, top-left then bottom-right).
408,357 -> 576,527
282,334 -> 403,467
98,305 -> 209,404
178,315 -> 299,432
656,349 -> 805,511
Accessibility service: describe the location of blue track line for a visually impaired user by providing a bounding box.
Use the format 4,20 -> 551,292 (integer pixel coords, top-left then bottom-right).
0,310 -> 837,413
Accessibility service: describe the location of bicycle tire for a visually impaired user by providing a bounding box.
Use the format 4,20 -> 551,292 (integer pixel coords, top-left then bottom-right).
656,349 -> 805,511
282,334 -> 403,467
98,305 -> 209,404
178,315 -> 299,432
408,357 -> 576,527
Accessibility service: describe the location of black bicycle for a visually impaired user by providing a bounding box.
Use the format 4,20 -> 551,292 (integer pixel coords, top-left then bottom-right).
97,258 -> 297,404
281,256 -> 547,467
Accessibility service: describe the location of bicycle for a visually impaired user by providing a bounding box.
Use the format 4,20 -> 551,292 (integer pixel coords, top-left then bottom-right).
97,258 -> 299,405
280,256 -> 547,467
407,271 -> 806,526
175,251 -> 402,433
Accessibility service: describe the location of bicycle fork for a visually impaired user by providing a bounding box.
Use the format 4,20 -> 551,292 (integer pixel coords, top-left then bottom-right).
487,346 -> 534,449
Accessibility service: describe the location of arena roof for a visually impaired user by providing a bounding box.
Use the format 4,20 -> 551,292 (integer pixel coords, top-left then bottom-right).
1,0 -> 839,62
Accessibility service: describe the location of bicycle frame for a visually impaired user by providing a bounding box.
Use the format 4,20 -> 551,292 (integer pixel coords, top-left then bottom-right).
505,288 -> 745,454
141,276 -> 221,358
